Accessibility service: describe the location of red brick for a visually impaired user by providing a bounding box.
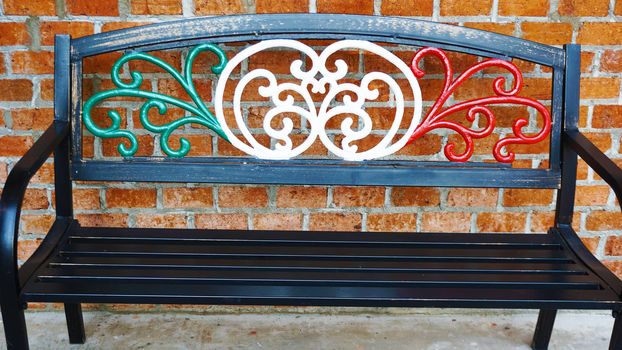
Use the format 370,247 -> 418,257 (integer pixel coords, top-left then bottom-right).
367,213 -> 417,232
498,0 -> 549,16
129,50 -> 183,73
592,106 -> 622,129
256,0 -> 308,13
503,189 -> 553,207
530,211 -> 554,232
581,78 -> 621,99
194,0 -> 245,15
21,214 -> 55,233
310,213 -> 362,231
617,1 -> 622,15
333,186 -> 385,207
102,135 -> 155,157
23,189 -> 49,210
0,163 -> 7,183
249,51 -> 303,74
601,50 -> 622,73
421,212 -> 471,233
40,79 -> 54,101
604,261 -> 622,279
520,78 -> 552,100
11,109 -> 54,131
476,212 -> 527,232
521,22 -> 573,45
398,134 -> 443,156
130,0 -> 182,14
163,187 -> 213,208
381,0 -> 433,16
18,239 -> 42,261
0,80 -> 33,101
83,52 -> 123,74
0,23 -> 29,46
195,213 -> 248,230
0,136 -> 34,156
40,22 -> 95,46
66,0 -> 119,16
581,236 -> 600,255
578,23 -> 622,45
575,185 -> 610,206
75,213 -> 128,227
584,132 -> 612,153
317,0 -> 374,14
586,211 -> 622,231
606,236 -> 622,256
441,0 -> 492,15
253,213 -> 303,231
218,186 -> 268,208
31,163 -> 55,184
166,134 -> 212,156
4,0 -> 56,15
558,0 -> 609,16
134,214 -> 187,228
391,187 -> 440,207
578,52 -> 595,73
73,188 -> 101,210
447,188 -> 498,207
106,188 -> 157,208
276,186 -> 327,208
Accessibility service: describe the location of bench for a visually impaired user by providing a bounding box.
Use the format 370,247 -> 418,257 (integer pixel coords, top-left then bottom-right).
2,13 -> 622,349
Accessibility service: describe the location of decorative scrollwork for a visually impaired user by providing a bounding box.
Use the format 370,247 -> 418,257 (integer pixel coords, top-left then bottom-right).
82,44 -> 229,158
83,40 -> 552,163
213,39 -> 423,161
407,47 -> 551,163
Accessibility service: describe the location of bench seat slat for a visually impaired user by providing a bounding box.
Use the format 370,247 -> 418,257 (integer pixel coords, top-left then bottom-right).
49,257 -> 585,274
37,267 -> 598,285
22,281 -> 619,309
69,227 -> 560,244
20,225 -> 621,310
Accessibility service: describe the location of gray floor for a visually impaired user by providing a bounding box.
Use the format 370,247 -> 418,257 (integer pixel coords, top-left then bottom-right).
0,310 -> 616,349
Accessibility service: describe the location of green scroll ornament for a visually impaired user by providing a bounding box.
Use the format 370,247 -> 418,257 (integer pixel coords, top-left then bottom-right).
83,44 -> 229,158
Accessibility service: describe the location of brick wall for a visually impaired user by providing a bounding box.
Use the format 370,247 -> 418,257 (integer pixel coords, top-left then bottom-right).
2,0 -> 622,312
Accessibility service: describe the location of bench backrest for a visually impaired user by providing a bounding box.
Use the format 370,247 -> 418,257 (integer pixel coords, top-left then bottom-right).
56,14 -> 579,189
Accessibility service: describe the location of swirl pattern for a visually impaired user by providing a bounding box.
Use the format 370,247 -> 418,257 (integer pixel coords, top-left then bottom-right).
213,39 -> 424,161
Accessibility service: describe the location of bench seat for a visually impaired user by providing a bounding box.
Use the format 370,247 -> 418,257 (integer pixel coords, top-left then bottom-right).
21,223 -> 622,310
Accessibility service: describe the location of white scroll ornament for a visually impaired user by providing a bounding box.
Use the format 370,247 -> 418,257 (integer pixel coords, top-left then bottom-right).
214,39 -> 423,161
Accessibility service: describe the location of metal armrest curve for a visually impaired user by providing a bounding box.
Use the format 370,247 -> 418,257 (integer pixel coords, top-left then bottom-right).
0,121 -> 69,295
564,129 -> 622,211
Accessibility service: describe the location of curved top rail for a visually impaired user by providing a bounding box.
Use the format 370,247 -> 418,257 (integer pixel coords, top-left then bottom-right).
71,14 -> 565,67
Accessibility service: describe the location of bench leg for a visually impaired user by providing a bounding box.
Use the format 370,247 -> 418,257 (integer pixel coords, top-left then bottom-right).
531,309 -> 556,350
611,313 -> 622,350
0,297 -> 29,350
64,303 -> 85,344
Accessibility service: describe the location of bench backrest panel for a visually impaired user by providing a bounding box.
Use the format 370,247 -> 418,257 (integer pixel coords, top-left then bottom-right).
61,14 -> 573,188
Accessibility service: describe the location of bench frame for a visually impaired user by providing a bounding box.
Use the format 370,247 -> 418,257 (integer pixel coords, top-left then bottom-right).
2,14 -> 622,349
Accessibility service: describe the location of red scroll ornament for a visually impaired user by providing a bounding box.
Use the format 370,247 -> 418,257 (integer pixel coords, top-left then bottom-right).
406,47 -> 551,163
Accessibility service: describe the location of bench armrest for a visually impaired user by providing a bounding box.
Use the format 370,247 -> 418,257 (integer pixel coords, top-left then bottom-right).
564,129 -> 622,211
0,121 -> 69,295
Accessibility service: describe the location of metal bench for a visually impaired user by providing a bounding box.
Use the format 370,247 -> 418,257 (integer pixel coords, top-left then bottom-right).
2,14 -> 622,349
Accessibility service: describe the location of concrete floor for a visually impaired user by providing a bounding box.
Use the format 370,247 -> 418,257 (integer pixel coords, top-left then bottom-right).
0,310 -> 616,349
